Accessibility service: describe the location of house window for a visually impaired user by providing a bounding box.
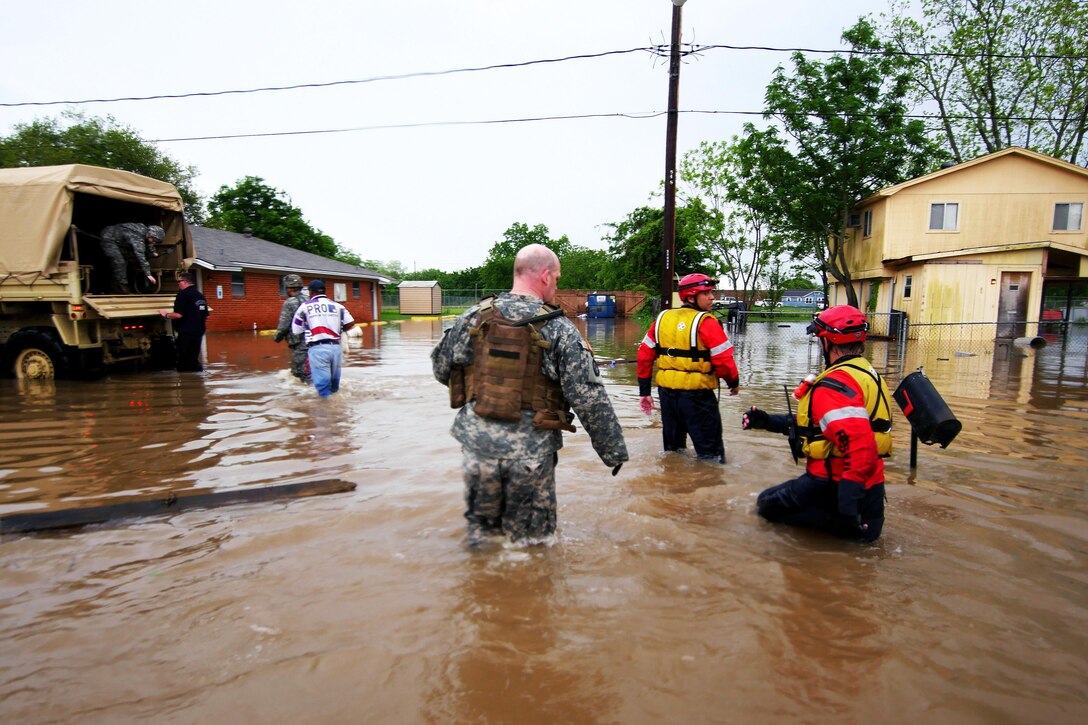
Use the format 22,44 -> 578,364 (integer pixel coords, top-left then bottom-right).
352,281 -> 361,299
929,202 -> 959,231
1054,202 -> 1083,231
863,209 -> 873,237
903,274 -> 913,299
231,271 -> 245,297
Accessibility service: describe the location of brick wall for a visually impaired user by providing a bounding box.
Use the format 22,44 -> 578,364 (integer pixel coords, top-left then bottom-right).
197,270 -> 382,333
553,289 -> 647,317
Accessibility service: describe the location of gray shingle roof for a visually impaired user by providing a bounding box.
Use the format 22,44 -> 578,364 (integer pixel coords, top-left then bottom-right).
190,225 -> 396,284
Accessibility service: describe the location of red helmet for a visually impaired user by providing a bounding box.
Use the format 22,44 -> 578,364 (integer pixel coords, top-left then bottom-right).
677,273 -> 717,302
809,305 -> 868,344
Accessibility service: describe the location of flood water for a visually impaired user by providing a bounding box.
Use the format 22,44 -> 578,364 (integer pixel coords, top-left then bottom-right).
2,318 -> 1087,723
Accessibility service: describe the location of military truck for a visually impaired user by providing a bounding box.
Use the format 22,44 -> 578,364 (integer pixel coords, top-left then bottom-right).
0,164 -> 196,379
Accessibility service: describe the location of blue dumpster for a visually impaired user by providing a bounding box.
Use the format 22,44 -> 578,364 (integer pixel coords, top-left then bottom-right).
586,293 -> 616,318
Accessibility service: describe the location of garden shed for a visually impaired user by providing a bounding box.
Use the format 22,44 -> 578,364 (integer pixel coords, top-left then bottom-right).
398,280 -> 443,315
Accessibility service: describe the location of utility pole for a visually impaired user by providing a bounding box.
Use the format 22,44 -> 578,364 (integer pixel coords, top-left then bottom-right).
660,0 -> 687,310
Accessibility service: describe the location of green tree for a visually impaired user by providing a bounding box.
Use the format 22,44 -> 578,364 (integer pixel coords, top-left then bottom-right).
680,139 -> 788,306
602,203 -> 715,293
361,258 -> 408,278
734,19 -> 941,308
478,223 -> 575,290
205,176 -> 358,263
778,272 -> 819,289
882,0 -> 1088,165
0,112 -> 204,221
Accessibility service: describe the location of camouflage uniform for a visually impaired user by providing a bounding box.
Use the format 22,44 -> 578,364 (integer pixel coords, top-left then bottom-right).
99,223 -> 157,292
432,293 -> 629,543
274,289 -> 310,383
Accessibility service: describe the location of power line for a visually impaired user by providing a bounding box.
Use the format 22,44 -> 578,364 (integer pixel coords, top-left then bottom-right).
149,113 -> 667,142
693,43 -> 1088,61
3,43 -> 1084,110
0,48 -> 655,108
142,108 -> 1084,144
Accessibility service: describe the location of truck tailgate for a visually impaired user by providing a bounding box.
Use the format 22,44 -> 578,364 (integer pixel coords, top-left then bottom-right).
82,294 -> 177,319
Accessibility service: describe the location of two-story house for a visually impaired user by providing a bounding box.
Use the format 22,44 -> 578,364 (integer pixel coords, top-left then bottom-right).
835,147 -> 1088,338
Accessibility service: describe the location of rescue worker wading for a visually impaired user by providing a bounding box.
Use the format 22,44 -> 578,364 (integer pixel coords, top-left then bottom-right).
431,244 -> 629,546
290,279 -> 354,397
637,273 -> 740,463
741,305 -> 893,543
273,274 -> 311,384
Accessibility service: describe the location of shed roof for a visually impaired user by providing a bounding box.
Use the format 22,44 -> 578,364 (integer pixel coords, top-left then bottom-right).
398,280 -> 440,288
190,226 -> 395,284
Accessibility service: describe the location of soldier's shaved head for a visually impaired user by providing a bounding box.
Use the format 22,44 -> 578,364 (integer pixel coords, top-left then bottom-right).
511,244 -> 561,304
514,244 -> 559,276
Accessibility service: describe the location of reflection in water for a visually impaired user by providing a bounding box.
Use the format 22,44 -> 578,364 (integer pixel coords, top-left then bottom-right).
1,321 -> 1086,722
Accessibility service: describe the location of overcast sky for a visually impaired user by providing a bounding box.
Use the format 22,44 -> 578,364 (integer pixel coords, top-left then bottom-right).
2,0 -> 887,273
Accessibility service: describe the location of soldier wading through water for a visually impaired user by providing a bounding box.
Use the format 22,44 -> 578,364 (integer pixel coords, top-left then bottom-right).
274,274 -> 310,384
431,244 -> 628,546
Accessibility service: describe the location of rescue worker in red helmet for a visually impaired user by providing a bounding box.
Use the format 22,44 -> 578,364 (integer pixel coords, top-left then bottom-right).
637,273 -> 740,463
741,304 -> 892,542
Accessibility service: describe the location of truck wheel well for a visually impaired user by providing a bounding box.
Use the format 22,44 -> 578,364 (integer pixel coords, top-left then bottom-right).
4,328 -> 70,380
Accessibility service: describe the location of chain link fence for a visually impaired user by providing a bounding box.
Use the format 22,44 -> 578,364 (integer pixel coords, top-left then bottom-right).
727,310 -> 1087,396
381,288 -> 507,311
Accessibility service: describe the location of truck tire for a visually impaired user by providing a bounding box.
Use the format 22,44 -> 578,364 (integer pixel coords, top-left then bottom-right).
148,334 -> 177,370
5,330 -> 70,380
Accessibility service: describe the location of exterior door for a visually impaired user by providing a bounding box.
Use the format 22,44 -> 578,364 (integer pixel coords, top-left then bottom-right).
996,272 -> 1030,338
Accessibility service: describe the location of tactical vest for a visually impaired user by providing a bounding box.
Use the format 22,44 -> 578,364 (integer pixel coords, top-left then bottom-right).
796,358 -> 893,460
652,307 -> 717,390
448,300 -> 576,433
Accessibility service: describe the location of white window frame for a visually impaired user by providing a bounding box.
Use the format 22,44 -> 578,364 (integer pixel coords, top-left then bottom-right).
903,274 -> 913,299
929,202 -> 959,231
1053,202 -> 1084,232
230,271 -> 245,297
862,209 -> 873,237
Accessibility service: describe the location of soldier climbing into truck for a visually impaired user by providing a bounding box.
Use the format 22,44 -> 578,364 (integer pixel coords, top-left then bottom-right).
98,222 -> 164,294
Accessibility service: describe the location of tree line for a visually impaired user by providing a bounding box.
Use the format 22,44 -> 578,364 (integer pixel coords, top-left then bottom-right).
2,0 -> 1084,305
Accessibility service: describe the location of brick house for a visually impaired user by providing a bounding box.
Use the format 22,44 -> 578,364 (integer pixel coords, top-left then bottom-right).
189,226 -> 395,333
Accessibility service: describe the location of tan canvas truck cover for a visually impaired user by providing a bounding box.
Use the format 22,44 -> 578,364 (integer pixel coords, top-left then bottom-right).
0,164 -> 195,275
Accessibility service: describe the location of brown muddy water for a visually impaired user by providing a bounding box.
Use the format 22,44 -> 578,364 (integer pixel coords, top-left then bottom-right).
2,318 -> 1086,723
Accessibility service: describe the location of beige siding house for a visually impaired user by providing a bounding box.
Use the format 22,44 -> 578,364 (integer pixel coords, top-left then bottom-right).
835,147 -> 1088,338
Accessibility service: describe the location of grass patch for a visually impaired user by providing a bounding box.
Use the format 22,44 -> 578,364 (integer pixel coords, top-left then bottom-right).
381,307 -> 467,322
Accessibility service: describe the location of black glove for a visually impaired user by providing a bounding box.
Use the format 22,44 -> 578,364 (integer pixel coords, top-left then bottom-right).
273,331 -> 284,343
742,407 -> 769,430
837,479 -> 866,517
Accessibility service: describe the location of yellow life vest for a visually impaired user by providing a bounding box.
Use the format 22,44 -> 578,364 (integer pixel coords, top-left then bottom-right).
652,307 -> 717,391
796,357 -> 893,460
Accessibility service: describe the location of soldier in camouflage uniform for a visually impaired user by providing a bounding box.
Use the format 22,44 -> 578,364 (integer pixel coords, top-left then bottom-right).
432,244 -> 629,545
273,274 -> 311,383
99,223 -> 164,293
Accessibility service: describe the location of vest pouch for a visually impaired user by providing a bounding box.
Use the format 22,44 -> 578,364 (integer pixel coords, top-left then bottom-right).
533,409 -> 576,433
449,367 -> 467,409
473,324 -> 531,422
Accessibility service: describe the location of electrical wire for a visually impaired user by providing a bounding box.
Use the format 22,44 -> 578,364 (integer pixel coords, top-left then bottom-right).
0,48 -> 655,108
2,43 -> 1084,110
143,109 -> 1085,144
